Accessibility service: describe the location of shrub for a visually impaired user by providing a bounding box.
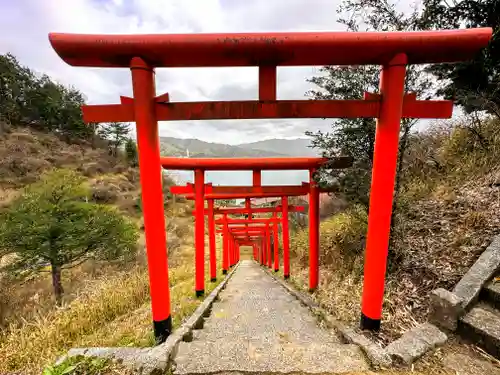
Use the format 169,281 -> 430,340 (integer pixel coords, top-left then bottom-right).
290,205 -> 367,273
42,356 -> 117,375
91,185 -> 118,203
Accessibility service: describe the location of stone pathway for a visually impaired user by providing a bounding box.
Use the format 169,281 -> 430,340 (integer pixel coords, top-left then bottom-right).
174,260 -> 369,374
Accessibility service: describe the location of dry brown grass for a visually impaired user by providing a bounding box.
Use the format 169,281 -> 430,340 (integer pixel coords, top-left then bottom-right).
0,197 -> 226,374
0,266 -> 150,373
286,118 -> 500,345
0,127 -> 129,189
0,126 -> 230,374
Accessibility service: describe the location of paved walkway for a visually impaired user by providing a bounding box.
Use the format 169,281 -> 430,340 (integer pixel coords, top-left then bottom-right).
174,260 -> 369,374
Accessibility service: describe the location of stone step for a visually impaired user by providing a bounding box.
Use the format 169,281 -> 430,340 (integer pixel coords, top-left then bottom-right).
480,278 -> 500,310
173,338 -> 368,374
458,305 -> 500,359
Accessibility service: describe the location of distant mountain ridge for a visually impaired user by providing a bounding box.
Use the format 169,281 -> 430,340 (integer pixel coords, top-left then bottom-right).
159,137 -> 318,158
159,137 -> 318,186
237,138 -> 318,157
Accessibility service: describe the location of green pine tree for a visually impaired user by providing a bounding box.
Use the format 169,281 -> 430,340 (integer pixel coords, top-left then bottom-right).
98,122 -> 130,157
125,137 -> 139,167
0,169 -> 139,305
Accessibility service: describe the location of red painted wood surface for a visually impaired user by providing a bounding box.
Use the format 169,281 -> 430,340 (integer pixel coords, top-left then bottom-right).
49,29 -> 491,68
361,54 -> 407,329
161,157 -> 342,170
82,97 -> 453,123
130,58 -> 171,339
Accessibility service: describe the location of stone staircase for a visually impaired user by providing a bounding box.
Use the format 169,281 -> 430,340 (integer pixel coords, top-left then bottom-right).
458,276 -> 500,358
430,235 -> 500,360
172,260 -> 369,374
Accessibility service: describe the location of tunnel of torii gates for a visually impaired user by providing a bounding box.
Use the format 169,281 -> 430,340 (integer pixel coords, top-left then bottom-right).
164,156 -> 352,293
48,27 -> 492,343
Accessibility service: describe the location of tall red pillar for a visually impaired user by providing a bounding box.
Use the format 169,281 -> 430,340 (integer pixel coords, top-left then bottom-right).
361,54 -> 407,331
222,214 -> 229,274
262,237 -> 266,265
208,199 -> 217,282
266,224 -> 272,268
282,196 -> 290,279
273,211 -> 279,272
194,169 -> 205,297
229,234 -> 234,267
130,57 -> 171,343
309,168 -> 320,292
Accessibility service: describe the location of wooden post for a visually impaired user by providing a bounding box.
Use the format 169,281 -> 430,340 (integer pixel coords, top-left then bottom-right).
361,54 -> 407,331
130,57 -> 171,343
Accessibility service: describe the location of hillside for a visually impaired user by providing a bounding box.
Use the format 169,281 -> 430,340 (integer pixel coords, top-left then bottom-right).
288,120 -> 500,351
159,137 -> 318,186
160,137 -> 320,158
160,137 -> 287,158
237,138 -> 319,157
0,125 -> 213,374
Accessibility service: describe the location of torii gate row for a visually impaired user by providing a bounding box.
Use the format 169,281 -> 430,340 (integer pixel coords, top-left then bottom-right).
170,183 -> 315,196
216,221 -> 281,271
170,184 -> 309,294
49,28 -> 491,342
214,218 -> 281,276
170,180 -> 300,294
195,205 -> 305,215
165,157 -> 344,300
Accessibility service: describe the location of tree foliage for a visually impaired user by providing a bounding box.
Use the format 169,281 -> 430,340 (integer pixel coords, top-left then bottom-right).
99,122 -> 131,157
0,169 -> 139,304
125,137 -> 139,167
418,0 -> 500,117
306,0 -> 431,206
0,53 -> 91,141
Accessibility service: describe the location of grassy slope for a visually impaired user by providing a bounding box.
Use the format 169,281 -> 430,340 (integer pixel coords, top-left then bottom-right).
2,126 -> 497,374
0,127 -> 226,374
286,122 -> 500,373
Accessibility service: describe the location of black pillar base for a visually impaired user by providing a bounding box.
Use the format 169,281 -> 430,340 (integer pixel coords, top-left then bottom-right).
360,313 -> 381,331
308,288 -> 316,293
196,290 -> 204,298
284,275 -> 290,280
211,278 -> 217,282
274,269 -> 279,273
222,269 -> 227,274
153,315 -> 172,344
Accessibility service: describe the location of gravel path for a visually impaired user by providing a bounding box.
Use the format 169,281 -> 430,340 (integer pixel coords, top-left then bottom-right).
173,260 -> 369,374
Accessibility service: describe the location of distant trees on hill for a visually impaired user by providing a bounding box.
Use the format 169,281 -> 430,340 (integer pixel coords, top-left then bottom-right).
0,53 -> 139,162
0,53 -> 90,142
99,122 -> 131,157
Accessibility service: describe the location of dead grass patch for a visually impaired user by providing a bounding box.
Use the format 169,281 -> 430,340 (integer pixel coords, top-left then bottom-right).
0,201 -> 224,374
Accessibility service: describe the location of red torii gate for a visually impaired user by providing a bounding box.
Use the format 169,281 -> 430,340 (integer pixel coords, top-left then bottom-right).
48,28 -> 492,342
216,221 -> 276,269
196,203 -> 305,281
163,156 -> 347,297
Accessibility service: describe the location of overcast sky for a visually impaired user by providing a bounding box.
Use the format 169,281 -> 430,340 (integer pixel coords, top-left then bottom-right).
0,0 -> 425,147
0,0 -> 374,145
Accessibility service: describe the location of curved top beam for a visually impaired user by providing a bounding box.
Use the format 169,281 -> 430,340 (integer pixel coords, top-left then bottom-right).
160,156 -> 352,171
49,28 -> 492,68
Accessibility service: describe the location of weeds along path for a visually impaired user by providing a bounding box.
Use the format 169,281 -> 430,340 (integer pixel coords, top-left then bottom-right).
0,206 -> 224,375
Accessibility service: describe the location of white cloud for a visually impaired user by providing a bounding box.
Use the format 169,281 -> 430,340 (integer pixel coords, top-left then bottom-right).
0,0 -> 353,144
